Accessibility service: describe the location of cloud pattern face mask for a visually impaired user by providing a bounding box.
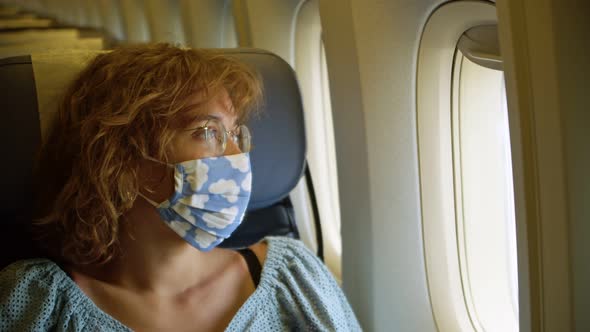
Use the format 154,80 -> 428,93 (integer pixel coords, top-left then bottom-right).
140,153 -> 252,251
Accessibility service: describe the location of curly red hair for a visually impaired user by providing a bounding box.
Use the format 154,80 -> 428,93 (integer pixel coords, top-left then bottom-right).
33,43 -> 262,265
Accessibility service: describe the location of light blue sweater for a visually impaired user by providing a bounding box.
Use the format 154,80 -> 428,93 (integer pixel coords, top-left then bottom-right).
0,236 -> 361,331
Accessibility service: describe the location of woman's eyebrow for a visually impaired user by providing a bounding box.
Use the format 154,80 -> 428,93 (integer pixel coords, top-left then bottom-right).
192,114 -> 222,122
188,114 -> 239,131
187,114 -> 222,127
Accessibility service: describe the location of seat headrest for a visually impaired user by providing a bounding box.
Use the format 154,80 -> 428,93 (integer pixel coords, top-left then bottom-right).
0,48 -> 306,213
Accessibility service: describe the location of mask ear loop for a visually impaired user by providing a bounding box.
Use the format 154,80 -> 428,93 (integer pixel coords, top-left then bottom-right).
137,192 -> 161,207
143,154 -> 174,168
139,154 -> 175,207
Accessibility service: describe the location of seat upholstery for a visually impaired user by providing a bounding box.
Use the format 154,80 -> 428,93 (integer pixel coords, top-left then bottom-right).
0,48 -> 306,269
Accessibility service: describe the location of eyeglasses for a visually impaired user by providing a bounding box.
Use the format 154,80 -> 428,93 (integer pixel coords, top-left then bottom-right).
186,118 -> 251,156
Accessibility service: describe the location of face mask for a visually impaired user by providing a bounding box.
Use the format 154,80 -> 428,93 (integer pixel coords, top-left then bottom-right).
140,153 -> 252,251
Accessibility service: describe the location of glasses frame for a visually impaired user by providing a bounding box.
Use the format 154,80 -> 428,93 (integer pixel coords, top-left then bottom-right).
184,118 -> 251,156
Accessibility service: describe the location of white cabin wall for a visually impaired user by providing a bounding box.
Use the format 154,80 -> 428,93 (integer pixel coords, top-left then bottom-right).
233,0 -> 303,63
317,0 -> 372,326
319,0 -> 443,330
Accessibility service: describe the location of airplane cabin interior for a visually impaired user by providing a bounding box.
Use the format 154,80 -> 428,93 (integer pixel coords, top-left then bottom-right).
0,0 -> 588,331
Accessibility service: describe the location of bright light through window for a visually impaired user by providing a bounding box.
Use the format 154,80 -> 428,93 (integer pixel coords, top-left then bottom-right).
452,54 -> 519,332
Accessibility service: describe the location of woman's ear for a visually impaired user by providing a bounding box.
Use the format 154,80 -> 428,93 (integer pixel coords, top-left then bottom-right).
137,159 -> 172,193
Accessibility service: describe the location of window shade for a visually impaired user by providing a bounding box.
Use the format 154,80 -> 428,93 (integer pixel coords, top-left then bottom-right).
458,24 -> 502,70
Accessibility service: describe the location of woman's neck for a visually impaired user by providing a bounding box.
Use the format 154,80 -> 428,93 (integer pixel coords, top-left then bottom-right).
72,198 -> 234,297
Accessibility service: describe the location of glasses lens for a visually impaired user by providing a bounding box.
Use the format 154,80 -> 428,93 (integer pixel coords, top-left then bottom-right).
236,125 -> 251,153
190,119 -> 250,156
202,119 -> 226,156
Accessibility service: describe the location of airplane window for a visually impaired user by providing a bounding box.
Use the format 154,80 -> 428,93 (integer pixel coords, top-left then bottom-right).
452,48 -> 519,332
416,2 -> 515,331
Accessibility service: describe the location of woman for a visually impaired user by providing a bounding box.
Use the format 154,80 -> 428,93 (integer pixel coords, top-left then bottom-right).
0,43 -> 361,331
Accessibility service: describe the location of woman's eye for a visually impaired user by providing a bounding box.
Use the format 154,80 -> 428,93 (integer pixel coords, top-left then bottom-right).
209,129 -> 224,141
192,128 -> 208,140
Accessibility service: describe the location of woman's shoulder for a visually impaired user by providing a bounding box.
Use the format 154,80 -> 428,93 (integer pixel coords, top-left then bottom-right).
247,236 -> 362,331
260,236 -> 338,292
262,236 -> 337,278
1,259 -> 69,331
0,258 -> 68,293
0,259 -> 129,332
263,236 -> 318,263
2,257 -> 60,275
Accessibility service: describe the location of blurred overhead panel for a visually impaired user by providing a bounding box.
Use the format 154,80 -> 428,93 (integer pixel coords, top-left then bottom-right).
232,0 -> 252,47
56,0 -> 76,25
119,0 -> 150,43
38,0 -> 58,21
144,0 -> 185,44
69,0 -> 87,27
49,0 -> 80,26
97,0 -> 126,41
180,0 -> 237,48
80,0 -> 103,29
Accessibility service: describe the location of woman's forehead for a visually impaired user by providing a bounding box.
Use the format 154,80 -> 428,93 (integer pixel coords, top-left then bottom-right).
188,87 -> 230,105
182,89 -> 238,128
186,88 -> 233,113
